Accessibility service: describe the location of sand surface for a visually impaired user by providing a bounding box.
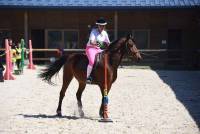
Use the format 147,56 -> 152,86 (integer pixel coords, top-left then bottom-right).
0,66 -> 200,134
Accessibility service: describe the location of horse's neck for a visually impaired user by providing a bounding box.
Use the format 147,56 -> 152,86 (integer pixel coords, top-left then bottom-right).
106,38 -> 126,69
107,47 -> 125,69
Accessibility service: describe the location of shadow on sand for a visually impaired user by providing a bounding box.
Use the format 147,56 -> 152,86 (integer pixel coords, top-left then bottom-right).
154,70 -> 200,129
18,114 -> 99,121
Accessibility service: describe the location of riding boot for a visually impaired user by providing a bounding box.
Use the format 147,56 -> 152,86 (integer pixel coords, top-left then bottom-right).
86,65 -> 93,83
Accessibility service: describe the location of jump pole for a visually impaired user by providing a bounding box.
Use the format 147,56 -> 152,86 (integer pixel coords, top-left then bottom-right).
27,40 -> 36,69
3,39 -> 15,80
99,54 -> 113,122
20,39 -> 25,73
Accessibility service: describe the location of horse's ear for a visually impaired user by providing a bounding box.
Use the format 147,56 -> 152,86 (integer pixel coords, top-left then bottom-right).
126,34 -> 133,40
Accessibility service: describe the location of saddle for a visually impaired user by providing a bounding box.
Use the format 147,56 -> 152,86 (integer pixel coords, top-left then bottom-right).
76,51 -> 104,74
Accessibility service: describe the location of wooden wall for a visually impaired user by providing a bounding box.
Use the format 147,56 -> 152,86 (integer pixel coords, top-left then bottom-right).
0,9 -> 199,49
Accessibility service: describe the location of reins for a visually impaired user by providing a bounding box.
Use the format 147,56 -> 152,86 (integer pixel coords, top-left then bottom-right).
139,51 -> 163,58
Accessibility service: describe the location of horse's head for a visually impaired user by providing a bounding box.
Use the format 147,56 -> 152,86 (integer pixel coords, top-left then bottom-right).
125,34 -> 142,62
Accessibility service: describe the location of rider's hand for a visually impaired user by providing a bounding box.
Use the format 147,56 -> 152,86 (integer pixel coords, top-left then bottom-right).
97,41 -> 105,49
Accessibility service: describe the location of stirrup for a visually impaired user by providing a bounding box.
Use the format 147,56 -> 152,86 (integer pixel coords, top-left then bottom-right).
86,76 -> 92,84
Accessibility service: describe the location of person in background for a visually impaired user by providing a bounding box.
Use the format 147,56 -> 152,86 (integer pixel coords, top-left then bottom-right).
8,39 -> 16,72
57,47 -> 64,57
85,17 -> 110,83
10,43 -> 16,72
0,50 -> 5,82
15,42 -> 22,70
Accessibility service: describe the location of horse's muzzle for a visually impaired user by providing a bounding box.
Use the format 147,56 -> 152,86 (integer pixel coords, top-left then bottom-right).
136,55 -> 142,62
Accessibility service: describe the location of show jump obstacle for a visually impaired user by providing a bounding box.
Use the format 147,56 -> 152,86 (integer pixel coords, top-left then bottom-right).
99,54 -> 113,122
27,40 -> 36,69
3,39 -> 15,80
3,38 -> 36,80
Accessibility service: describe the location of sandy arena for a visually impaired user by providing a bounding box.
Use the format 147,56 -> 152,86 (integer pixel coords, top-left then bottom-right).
0,66 -> 200,134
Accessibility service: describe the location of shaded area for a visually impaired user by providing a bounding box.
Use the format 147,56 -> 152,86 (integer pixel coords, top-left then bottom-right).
155,70 -> 200,129
121,49 -> 200,70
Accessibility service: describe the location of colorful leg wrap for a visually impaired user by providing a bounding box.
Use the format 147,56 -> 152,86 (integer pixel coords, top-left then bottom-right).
103,96 -> 109,105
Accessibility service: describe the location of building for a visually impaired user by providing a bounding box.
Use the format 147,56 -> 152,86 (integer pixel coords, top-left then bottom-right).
0,0 -> 199,53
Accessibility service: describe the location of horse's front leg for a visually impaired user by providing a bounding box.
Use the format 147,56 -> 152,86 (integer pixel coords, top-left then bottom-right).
76,82 -> 86,117
99,97 -> 104,118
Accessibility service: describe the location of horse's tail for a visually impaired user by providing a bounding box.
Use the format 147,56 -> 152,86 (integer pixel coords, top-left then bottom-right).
39,55 -> 68,85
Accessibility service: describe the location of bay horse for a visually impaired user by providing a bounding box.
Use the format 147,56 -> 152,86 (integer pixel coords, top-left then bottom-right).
39,34 -> 142,118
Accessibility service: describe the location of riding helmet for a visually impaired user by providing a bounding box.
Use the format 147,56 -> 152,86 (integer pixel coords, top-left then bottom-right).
96,17 -> 107,25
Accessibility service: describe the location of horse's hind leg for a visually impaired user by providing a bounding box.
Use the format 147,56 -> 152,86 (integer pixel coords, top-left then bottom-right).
76,82 -> 86,117
56,69 -> 73,116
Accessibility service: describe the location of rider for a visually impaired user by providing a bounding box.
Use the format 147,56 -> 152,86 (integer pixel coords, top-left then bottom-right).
85,17 -> 111,83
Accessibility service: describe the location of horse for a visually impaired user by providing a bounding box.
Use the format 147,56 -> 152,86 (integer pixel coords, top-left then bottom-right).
39,34 -> 142,118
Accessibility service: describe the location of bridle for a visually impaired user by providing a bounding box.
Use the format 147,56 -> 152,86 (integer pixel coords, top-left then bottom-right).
125,39 -> 139,56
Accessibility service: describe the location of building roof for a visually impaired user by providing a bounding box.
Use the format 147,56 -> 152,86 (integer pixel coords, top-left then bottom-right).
0,0 -> 199,10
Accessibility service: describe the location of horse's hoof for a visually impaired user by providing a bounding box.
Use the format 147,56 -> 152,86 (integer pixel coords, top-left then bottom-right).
78,108 -> 85,117
99,112 -> 103,118
57,111 -> 62,117
80,112 -> 85,117
99,109 -> 103,118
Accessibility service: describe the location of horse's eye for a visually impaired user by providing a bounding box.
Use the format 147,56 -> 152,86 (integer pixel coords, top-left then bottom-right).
128,42 -> 133,47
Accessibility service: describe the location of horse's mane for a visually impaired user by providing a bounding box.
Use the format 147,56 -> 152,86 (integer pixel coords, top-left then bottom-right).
107,37 -> 126,52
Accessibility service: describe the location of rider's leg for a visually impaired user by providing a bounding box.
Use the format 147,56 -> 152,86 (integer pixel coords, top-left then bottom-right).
86,65 -> 93,78
86,47 -> 98,82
